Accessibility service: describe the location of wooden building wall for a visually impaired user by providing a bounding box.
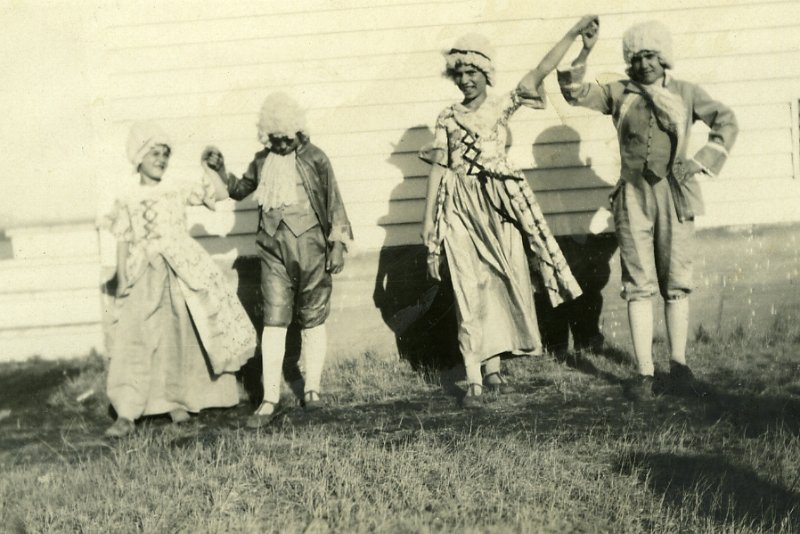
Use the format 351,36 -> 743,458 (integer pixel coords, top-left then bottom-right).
2,0 -> 799,361
96,0 -> 800,255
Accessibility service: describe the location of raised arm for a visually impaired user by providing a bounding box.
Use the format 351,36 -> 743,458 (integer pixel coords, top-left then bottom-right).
557,19 -> 614,115
200,146 -> 231,201
518,15 -> 598,94
571,17 -> 599,68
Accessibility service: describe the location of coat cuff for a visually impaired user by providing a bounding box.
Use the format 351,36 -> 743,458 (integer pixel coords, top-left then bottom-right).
514,72 -> 547,110
556,63 -> 587,102
328,225 -> 353,250
693,142 -> 729,177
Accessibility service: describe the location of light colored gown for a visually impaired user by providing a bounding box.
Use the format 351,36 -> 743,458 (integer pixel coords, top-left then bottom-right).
102,174 -> 256,420
421,87 -> 581,368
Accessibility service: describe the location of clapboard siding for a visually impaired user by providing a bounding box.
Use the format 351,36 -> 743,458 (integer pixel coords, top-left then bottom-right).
124,98 -> 790,152
103,1 -> 797,65
106,49 -> 800,122
106,24 -> 800,102
96,0 -> 800,251
161,119 -> 794,179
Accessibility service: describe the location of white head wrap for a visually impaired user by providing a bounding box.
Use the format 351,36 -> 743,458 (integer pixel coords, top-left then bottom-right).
622,21 -> 674,69
256,92 -> 308,145
444,33 -> 496,86
126,121 -> 171,170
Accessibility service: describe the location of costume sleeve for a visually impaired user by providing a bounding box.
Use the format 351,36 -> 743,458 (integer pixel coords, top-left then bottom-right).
512,70 -> 548,112
99,199 -> 133,243
418,110 -> 450,167
689,84 -> 738,177
186,172 -> 217,209
318,153 -> 354,247
226,158 -> 259,200
557,63 -> 613,115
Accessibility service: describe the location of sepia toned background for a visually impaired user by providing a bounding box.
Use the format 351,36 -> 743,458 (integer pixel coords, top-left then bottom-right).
1,0 -> 799,360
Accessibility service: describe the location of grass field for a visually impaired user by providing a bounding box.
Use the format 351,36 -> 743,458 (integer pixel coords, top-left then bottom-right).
1,304 -> 799,533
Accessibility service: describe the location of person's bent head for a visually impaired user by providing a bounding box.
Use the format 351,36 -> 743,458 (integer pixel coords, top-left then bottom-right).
257,92 -> 309,155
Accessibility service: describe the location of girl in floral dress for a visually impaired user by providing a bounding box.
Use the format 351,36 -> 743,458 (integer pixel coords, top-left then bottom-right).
420,18 -> 597,407
102,122 -> 256,437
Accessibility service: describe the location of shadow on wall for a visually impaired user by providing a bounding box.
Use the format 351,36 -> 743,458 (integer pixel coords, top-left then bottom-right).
374,126 -> 461,373
374,123 -> 622,371
529,125 -> 618,353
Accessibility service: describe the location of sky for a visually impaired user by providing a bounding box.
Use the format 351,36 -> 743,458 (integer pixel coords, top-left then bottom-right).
0,2 -> 98,229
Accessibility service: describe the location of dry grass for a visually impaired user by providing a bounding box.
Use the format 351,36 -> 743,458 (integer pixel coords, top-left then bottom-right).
1,310 -> 799,533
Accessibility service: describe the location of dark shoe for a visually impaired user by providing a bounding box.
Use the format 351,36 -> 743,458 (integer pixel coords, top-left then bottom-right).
169,408 -> 190,424
246,401 -> 278,429
302,391 -> 324,411
462,384 -> 485,409
669,362 -> 706,397
625,375 -> 655,401
484,372 -> 516,394
104,417 -> 135,438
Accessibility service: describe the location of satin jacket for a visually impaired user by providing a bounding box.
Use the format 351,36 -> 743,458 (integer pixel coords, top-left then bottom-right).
225,141 -> 353,247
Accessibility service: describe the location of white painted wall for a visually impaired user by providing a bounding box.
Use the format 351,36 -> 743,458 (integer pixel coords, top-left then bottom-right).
93,0 -> 800,255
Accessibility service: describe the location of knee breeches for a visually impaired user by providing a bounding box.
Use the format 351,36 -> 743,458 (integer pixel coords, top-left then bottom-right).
612,178 -> 694,301
257,224 -> 332,328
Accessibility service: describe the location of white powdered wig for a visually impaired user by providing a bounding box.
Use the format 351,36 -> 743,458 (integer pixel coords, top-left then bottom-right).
623,20 -> 674,69
256,92 -> 308,145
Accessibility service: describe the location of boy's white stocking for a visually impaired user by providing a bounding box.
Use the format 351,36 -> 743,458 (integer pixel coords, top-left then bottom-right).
261,326 -> 288,404
301,324 -> 327,394
627,299 -> 655,376
665,298 -> 689,365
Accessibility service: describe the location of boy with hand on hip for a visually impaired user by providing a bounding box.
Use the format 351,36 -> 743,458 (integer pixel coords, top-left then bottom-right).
558,19 -> 737,400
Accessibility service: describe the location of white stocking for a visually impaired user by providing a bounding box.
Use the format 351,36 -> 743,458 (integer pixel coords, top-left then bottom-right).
627,299 -> 655,376
261,326 -> 288,404
301,324 -> 327,394
665,298 -> 689,365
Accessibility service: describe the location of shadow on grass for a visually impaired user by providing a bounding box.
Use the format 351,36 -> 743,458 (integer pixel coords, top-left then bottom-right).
0,360 -> 83,410
700,385 -> 800,437
552,348 -> 627,386
647,363 -> 800,438
4,344 -> 800,479
0,359 -> 107,459
615,451 -> 800,531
